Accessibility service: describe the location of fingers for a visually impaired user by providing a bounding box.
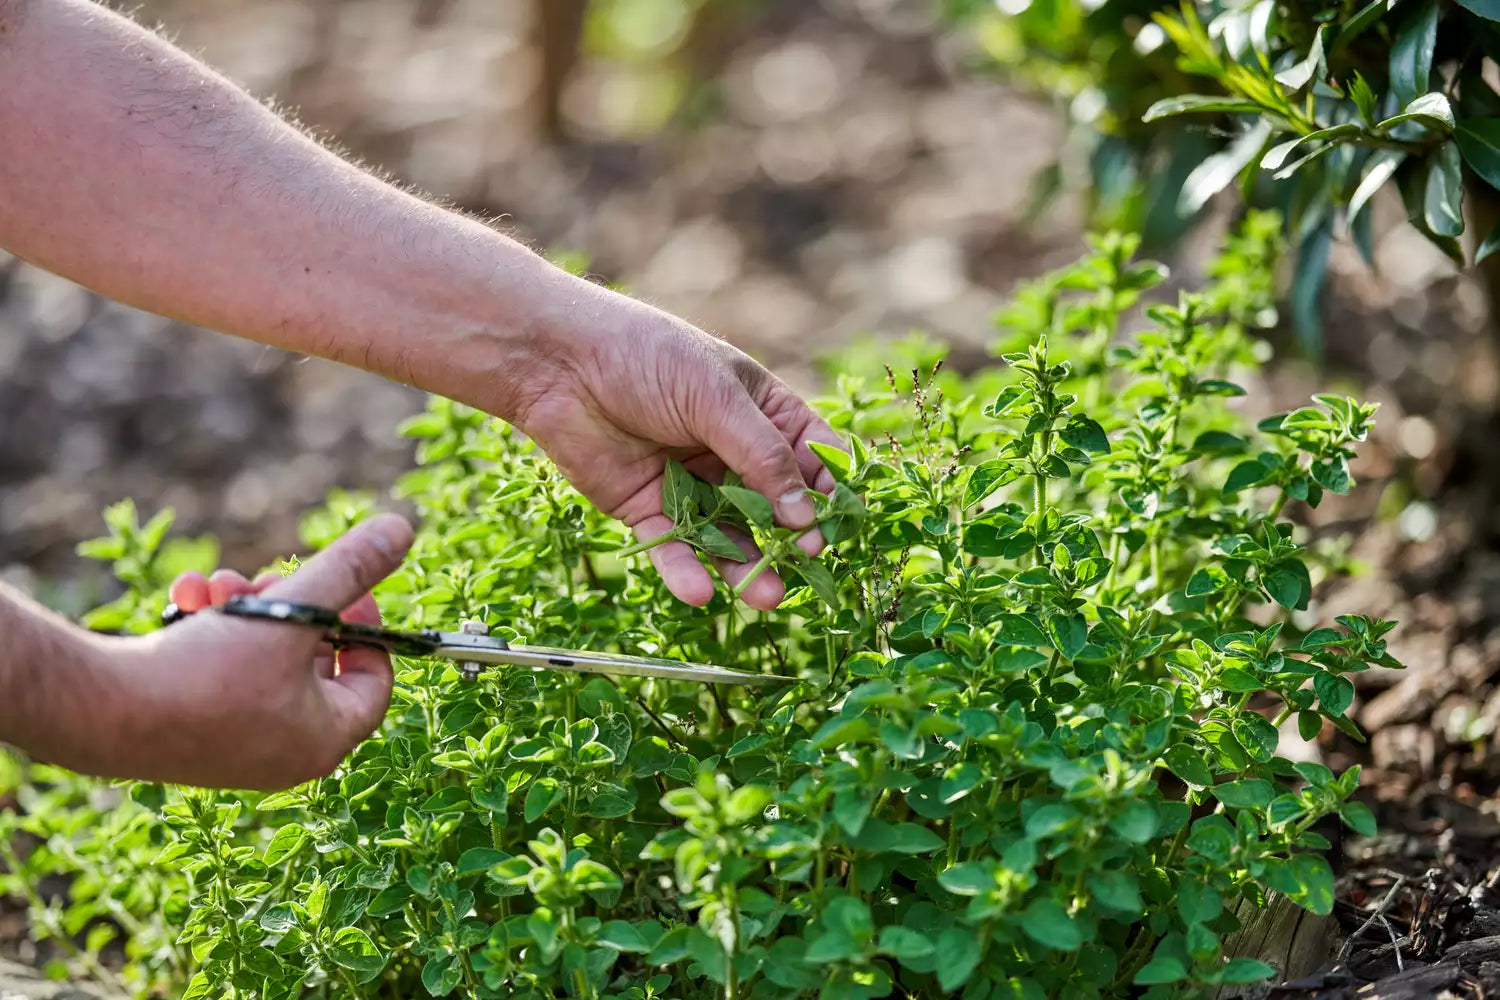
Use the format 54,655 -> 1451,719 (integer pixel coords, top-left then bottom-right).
713,526 -> 785,611
701,396 -> 819,530
632,514 -> 715,607
324,653 -> 394,746
209,569 -> 255,606
167,571 -> 210,612
167,569 -> 261,612
263,514 -> 413,609
797,418 -> 844,495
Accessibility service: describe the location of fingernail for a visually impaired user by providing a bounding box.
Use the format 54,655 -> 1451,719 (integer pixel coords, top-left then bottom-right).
778,489 -> 816,529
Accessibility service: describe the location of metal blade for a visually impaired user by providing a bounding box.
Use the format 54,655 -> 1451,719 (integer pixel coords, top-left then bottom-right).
433,637 -> 790,686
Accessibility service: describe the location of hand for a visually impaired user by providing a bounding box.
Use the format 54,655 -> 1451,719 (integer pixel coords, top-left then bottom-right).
105,515 -> 414,790
514,291 -> 841,611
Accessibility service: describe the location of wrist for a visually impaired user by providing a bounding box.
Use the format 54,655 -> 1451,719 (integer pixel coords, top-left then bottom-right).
0,587 -> 139,777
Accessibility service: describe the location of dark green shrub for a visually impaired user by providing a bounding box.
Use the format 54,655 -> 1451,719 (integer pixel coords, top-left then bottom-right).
953,0 -> 1500,346
1,215 -> 1402,999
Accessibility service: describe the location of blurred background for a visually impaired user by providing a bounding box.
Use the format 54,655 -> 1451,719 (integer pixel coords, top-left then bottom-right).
0,0 -> 1494,637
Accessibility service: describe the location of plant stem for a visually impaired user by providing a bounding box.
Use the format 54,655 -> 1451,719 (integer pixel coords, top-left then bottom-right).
732,555 -> 774,597
616,530 -> 677,558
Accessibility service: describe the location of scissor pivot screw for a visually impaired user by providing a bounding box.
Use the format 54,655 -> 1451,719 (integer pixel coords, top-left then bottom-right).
459,619 -> 489,681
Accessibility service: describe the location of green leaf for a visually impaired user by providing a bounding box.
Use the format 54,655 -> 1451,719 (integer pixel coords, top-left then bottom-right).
329,927 -> 386,980
824,896 -> 874,942
1347,70 -> 1378,124
1261,124 -> 1360,173
882,822 -> 946,854
1340,801 -> 1378,837
1192,430 -> 1247,453
422,955 -> 462,997
878,925 -> 935,962
1349,151 -> 1405,223
1186,566 -> 1229,598
962,460 -> 1021,509
1275,25 -> 1327,92
1088,871 -> 1142,915
1379,92 -> 1455,134
420,787 -> 469,814
597,920 -> 652,953
263,824 -> 307,866
1478,221 -> 1500,264
990,645 -> 1050,673
799,558 -> 841,609
1134,956 -> 1188,985
1021,898 -> 1082,951
719,485 -> 775,528
180,971 -> 214,1000
1264,854 -> 1336,915
998,614 -> 1050,646
1301,629 -> 1343,651
1315,671 -> 1356,717
939,862 -> 996,896
1232,715 -> 1279,762
1025,803 -> 1077,838
457,847 -> 510,877
1111,800 -> 1158,844
1144,96 -> 1265,121
935,928 -> 983,991
1059,415 -> 1110,455
727,733 -> 773,758
524,778 -> 565,822
1223,459 -> 1271,494
1221,958 -> 1278,984
1179,880 -> 1224,926
1299,710 -> 1324,741
662,460 -> 698,523
1264,564 -> 1308,610
691,524 -> 749,562
1390,0 -> 1438,108
1424,142 -> 1466,238
808,441 -> 852,483
1047,613 -> 1087,660
1457,118 -> 1500,191
1211,778 -> 1274,809
1163,745 -> 1214,788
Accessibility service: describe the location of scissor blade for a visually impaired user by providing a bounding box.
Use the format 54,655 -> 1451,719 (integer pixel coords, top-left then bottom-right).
434,639 -> 791,686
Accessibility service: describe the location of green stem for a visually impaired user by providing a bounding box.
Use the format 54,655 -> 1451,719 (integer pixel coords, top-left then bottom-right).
1267,491 -> 1289,521
732,555 -> 774,597
616,529 -> 678,559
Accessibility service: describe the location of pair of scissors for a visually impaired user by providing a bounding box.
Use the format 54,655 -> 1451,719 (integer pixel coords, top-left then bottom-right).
160,596 -> 790,687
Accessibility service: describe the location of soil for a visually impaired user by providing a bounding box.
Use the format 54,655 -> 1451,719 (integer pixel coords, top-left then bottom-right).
6,0 -> 1500,997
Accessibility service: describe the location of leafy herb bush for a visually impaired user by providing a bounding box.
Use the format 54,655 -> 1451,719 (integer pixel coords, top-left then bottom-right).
1,215 -> 1404,999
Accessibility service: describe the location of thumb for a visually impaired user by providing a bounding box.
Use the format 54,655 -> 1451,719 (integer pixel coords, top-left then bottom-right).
263,514 -> 414,609
702,395 -> 816,530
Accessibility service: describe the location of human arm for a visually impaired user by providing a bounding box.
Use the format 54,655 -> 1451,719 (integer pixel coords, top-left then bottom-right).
0,0 -> 838,610
0,515 -> 413,790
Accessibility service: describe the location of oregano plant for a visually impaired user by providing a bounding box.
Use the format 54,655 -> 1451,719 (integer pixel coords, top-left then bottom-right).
1,213 -> 1401,1000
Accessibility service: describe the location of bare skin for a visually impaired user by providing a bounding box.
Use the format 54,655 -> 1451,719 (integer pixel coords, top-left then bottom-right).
0,0 -> 839,790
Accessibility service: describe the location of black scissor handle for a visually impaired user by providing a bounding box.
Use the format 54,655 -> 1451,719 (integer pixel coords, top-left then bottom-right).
161,595 -> 445,658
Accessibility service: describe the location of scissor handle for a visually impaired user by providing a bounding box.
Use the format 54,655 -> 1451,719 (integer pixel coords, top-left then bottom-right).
161,595 -> 445,658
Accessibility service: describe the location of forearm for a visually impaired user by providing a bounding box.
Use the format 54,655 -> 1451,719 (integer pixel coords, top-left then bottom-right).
0,582 -> 122,774
0,0 -> 603,421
